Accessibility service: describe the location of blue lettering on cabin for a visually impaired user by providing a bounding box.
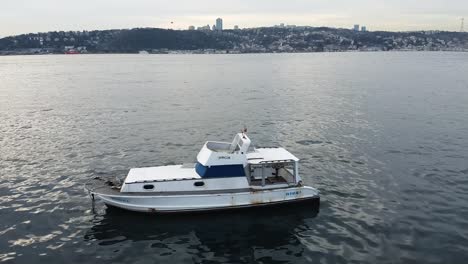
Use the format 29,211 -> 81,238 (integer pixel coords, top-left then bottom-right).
286,191 -> 300,196
195,163 -> 245,178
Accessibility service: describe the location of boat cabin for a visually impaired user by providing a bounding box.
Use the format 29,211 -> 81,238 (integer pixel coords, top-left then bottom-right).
246,148 -> 300,188
120,132 -> 302,192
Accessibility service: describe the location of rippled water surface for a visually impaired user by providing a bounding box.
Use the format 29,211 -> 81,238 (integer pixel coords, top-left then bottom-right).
1,52 -> 468,263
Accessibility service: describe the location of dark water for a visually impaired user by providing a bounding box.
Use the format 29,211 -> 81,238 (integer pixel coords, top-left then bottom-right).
1,52 -> 468,263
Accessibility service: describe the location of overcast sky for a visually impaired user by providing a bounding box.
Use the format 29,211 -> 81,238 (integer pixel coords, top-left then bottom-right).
1,0 -> 467,37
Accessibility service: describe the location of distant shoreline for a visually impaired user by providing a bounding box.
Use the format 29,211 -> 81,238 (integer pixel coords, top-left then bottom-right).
2,27 -> 467,57
1,49 -> 468,57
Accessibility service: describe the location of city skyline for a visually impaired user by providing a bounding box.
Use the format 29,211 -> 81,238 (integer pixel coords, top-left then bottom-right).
0,0 -> 467,37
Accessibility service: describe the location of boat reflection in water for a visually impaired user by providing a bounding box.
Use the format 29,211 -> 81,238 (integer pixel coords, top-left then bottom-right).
85,201 -> 320,262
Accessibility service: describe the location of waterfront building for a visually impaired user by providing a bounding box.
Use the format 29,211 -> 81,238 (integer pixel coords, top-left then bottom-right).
353,24 -> 360,31
234,25 -> 239,30
197,25 -> 211,31
361,26 -> 367,32
188,25 -> 195,30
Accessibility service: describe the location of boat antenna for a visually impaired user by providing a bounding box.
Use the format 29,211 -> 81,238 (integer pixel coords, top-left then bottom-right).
241,125 -> 247,138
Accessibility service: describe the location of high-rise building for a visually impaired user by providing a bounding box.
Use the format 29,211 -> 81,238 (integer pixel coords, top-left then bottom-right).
353,24 -> 360,31
216,18 -> 223,31
234,25 -> 239,30
361,26 -> 367,32
188,25 -> 195,30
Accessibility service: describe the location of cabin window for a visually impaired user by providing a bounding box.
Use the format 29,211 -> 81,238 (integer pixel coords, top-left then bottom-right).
195,163 -> 245,178
143,184 -> 154,190
194,181 -> 205,187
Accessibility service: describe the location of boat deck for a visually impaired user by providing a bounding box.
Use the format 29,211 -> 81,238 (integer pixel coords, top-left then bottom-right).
250,176 -> 288,186
124,164 -> 201,183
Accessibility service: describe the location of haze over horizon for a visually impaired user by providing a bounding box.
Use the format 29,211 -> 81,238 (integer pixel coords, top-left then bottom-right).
1,0 -> 467,37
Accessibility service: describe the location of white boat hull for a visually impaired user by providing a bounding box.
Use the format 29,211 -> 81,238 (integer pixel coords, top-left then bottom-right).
93,186 -> 319,213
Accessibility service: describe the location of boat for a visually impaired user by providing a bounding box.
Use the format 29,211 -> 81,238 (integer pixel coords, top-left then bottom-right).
85,130 -> 320,213
65,49 -> 79,54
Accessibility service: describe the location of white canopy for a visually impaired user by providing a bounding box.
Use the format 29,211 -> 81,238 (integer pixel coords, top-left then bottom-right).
246,147 -> 299,164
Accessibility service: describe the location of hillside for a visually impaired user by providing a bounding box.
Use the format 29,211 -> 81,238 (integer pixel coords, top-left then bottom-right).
1,27 -> 467,55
